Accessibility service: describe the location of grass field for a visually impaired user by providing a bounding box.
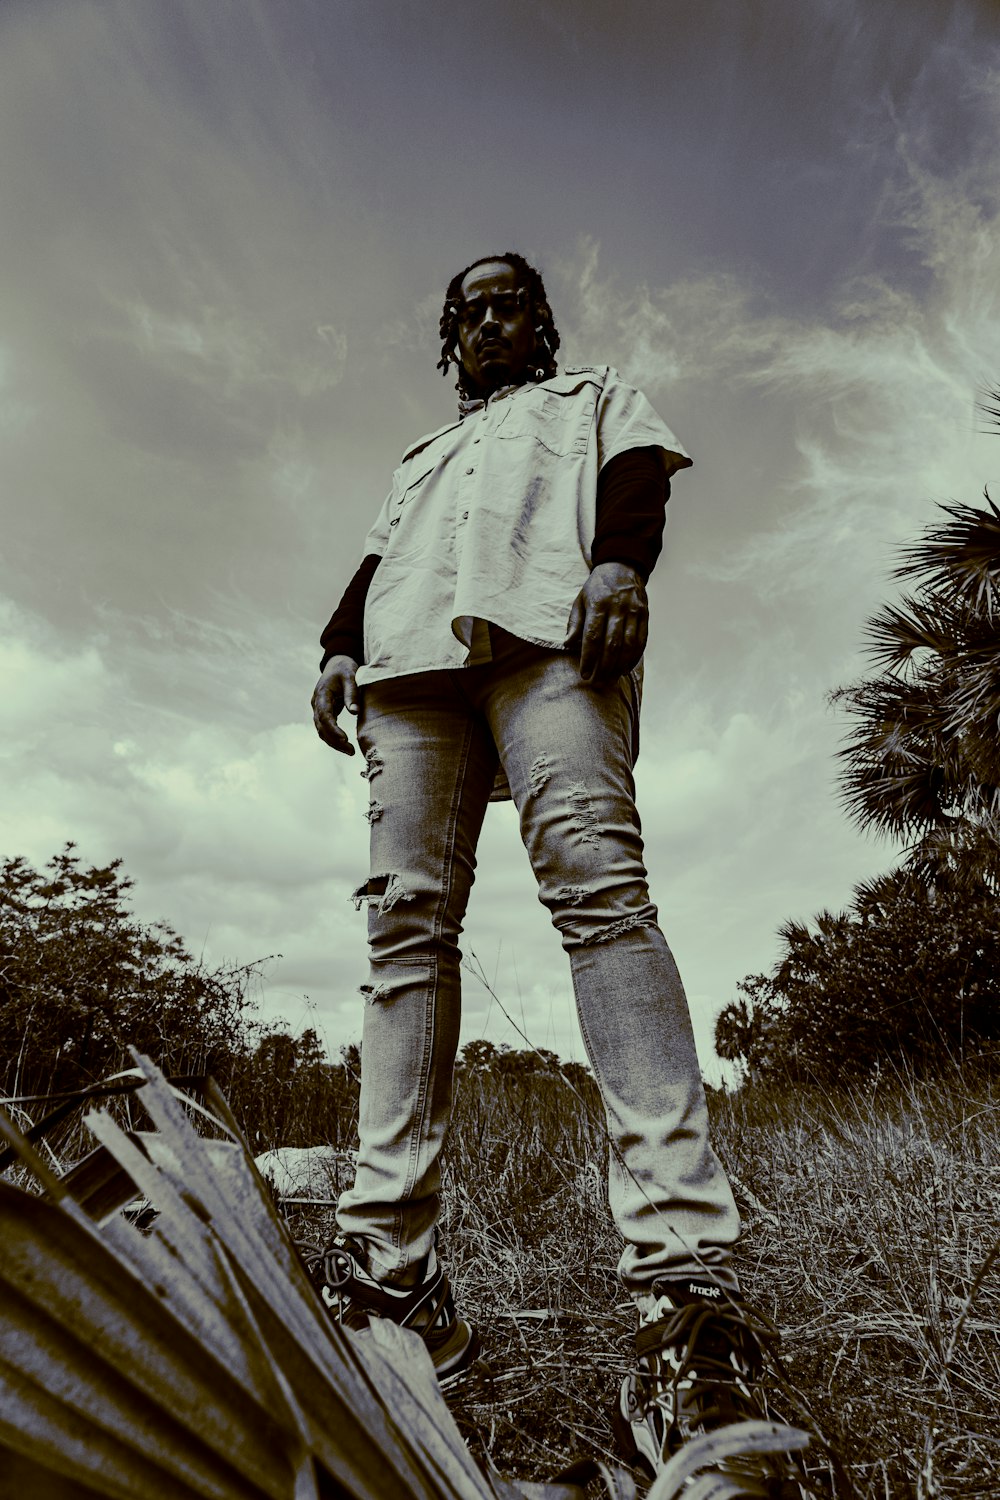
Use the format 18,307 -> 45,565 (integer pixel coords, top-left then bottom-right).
289,1058 -> 1000,1500
10,1036 -> 996,1497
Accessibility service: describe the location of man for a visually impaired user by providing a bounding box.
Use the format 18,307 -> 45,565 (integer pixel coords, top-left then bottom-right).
310,253 -> 807,1491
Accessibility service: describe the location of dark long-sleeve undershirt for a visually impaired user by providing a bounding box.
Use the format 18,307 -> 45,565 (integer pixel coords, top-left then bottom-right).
319,445 -> 670,669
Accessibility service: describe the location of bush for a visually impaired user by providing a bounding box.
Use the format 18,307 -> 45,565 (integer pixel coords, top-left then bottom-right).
0,845 -> 263,1099
716,874 -> 1000,1084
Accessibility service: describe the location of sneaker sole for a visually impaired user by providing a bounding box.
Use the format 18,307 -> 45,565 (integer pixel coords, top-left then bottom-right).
612,1399 -> 810,1498
610,1396 -> 659,1480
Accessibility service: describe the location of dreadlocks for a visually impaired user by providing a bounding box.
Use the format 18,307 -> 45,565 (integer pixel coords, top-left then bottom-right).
436,252 -> 561,398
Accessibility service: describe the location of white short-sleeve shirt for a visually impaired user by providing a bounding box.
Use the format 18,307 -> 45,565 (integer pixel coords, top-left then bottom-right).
355,365 -> 691,688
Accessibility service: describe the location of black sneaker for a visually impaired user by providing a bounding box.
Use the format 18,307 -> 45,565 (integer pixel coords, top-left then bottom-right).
613,1278 -> 810,1496
301,1234 -> 479,1382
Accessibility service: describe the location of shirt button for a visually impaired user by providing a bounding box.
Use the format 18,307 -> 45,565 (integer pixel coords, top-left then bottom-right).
461,511 -> 469,520
473,437 -> 481,444
465,466 -> 474,475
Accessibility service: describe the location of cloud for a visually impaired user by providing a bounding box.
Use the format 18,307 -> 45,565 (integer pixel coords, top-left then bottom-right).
555,236 -> 771,394
119,300 -> 348,400
557,94 -> 1000,625
719,172 -> 999,601
0,594 -> 375,1037
374,291 -> 447,355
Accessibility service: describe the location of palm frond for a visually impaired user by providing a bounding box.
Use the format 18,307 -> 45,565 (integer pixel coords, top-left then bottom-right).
894,496 -> 1000,619
860,593 -> 956,676
775,918 -> 815,952
902,819 -> 1000,896
941,660 -> 1000,757
850,866 -> 926,914
833,678 -> 959,837
836,672 -> 958,747
833,424 -> 1000,886
977,386 -> 1000,434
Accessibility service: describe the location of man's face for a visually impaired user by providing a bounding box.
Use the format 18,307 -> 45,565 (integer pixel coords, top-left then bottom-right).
455,261 -> 538,395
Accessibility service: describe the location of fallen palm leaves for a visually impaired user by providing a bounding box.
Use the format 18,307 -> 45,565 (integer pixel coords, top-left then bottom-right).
0,1056 -> 563,1500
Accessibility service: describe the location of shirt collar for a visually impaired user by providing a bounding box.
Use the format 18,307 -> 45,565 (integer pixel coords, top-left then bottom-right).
457,382 -> 523,419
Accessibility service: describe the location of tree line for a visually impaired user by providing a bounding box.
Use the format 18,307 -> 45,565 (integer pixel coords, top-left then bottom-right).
717,392 -> 1000,1083
0,845 -> 595,1149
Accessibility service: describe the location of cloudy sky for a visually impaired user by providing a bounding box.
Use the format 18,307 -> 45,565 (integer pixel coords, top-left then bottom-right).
3,0 -> 999,1076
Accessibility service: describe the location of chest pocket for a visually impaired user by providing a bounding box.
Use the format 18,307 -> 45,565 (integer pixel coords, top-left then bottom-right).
385,462 -> 435,549
493,389 -> 592,457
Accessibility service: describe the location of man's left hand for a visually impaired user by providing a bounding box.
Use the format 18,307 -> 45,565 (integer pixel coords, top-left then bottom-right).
566,561 -> 648,685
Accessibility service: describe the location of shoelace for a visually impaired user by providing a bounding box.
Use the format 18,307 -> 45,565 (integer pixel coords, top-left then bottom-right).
301,1236 -> 448,1332
637,1299 -> 777,1428
298,1240 -> 368,1323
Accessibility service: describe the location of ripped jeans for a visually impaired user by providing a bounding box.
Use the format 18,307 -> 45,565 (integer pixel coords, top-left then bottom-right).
336,626 -> 741,1293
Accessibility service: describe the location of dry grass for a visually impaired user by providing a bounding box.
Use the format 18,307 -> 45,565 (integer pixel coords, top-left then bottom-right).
13,1049 -> 996,1497
712,1068 -> 1000,1499
292,1061 -> 1000,1499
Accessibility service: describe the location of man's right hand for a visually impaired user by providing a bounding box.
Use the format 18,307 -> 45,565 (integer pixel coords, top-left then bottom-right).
311,655 -> 361,755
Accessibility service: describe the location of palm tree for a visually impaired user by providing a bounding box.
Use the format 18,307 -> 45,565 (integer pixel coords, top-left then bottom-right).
831,392 -> 1000,890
